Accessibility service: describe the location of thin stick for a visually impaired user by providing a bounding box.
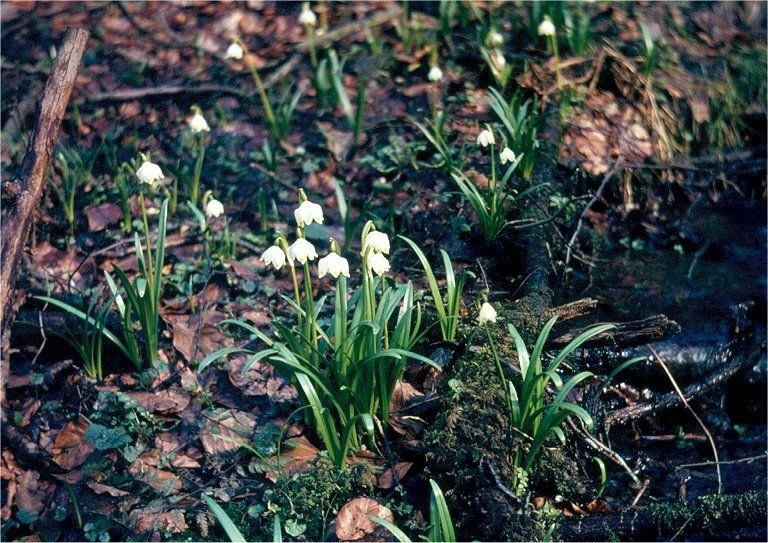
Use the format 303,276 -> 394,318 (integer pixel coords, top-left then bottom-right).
677,454 -> 766,470
630,478 -> 650,507
648,345 -> 722,494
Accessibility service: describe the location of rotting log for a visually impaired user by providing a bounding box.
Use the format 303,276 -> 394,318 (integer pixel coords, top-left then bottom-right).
0,28 -> 89,409
0,28 -> 89,328
555,490 -> 767,541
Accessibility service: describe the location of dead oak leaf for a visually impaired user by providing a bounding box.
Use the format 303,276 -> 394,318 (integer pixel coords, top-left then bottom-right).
334,497 -> 394,542
52,420 -> 95,470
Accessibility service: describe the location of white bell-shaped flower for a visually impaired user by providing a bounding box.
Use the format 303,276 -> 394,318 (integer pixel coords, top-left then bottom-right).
136,160 -> 164,184
205,198 -> 224,218
363,231 -> 390,254
538,18 -> 556,37
367,252 -> 390,276
287,238 -> 318,264
478,302 -> 498,325
261,245 -> 287,270
225,42 -> 244,60
488,30 -> 504,47
476,128 -> 495,147
318,252 -> 350,279
294,200 -> 324,227
298,6 -> 317,26
500,147 -> 517,164
428,66 -> 443,82
188,110 -> 210,133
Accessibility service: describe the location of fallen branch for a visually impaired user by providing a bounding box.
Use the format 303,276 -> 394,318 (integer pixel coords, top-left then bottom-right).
83,83 -> 250,104
604,341 -> 759,428
555,491 -> 766,541
648,344 -> 722,494
1,28 -> 90,327
298,7 -> 402,53
550,315 -> 681,349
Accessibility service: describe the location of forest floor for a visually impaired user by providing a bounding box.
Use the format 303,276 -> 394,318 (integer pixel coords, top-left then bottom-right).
1,1 -> 766,541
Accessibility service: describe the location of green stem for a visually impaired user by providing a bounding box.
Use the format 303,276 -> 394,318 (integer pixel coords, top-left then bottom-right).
191,135 -> 206,206
302,262 -> 318,365
485,324 -> 513,418
139,193 -> 153,279
550,35 -> 563,91
248,65 -> 279,140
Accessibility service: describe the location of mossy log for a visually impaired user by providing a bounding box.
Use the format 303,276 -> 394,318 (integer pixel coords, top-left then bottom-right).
555,490 -> 767,541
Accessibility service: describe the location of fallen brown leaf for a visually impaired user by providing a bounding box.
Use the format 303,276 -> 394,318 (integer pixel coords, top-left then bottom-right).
129,389 -> 190,415
52,420 -> 95,470
84,203 -> 122,231
334,497 -> 394,542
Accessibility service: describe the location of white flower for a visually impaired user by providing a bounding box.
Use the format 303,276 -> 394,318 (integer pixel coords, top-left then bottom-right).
428,66 -> 443,82
478,302 -> 497,325
488,31 -> 504,46
538,18 -> 556,37
205,198 -> 224,218
188,110 -> 210,133
363,231 -> 390,254
261,245 -> 287,270
225,42 -> 244,60
287,238 -> 318,264
367,252 -> 390,276
136,160 -> 164,184
318,252 -> 350,279
294,200 -> 324,227
500,147 -> 516,164
298,7 -> 317,26
476,128 -> 495,147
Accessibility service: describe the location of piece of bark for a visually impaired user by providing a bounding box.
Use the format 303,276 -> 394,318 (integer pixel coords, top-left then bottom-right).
0,28 -> 90,329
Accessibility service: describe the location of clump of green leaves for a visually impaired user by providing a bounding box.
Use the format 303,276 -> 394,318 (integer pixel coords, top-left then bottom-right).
482,313 -> 614,492
200,195 -> 432,469
487,87 -> 540,180
369,479 -> 456,542
104,199 -> 169,369
400,237 -> 473,342
48,146 -> 97,239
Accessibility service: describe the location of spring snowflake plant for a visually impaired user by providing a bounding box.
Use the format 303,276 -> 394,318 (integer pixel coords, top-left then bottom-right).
199,190 -> 434,468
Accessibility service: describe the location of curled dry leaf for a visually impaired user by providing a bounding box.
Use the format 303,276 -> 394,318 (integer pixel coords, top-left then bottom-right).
52,420 -> 95,470
334,497 -> 394,542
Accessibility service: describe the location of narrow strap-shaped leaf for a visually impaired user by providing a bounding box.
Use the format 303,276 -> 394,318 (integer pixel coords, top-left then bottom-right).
203,495 -> 246,542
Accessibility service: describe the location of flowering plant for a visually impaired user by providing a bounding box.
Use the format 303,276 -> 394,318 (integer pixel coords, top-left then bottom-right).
199,191 -> 431,468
